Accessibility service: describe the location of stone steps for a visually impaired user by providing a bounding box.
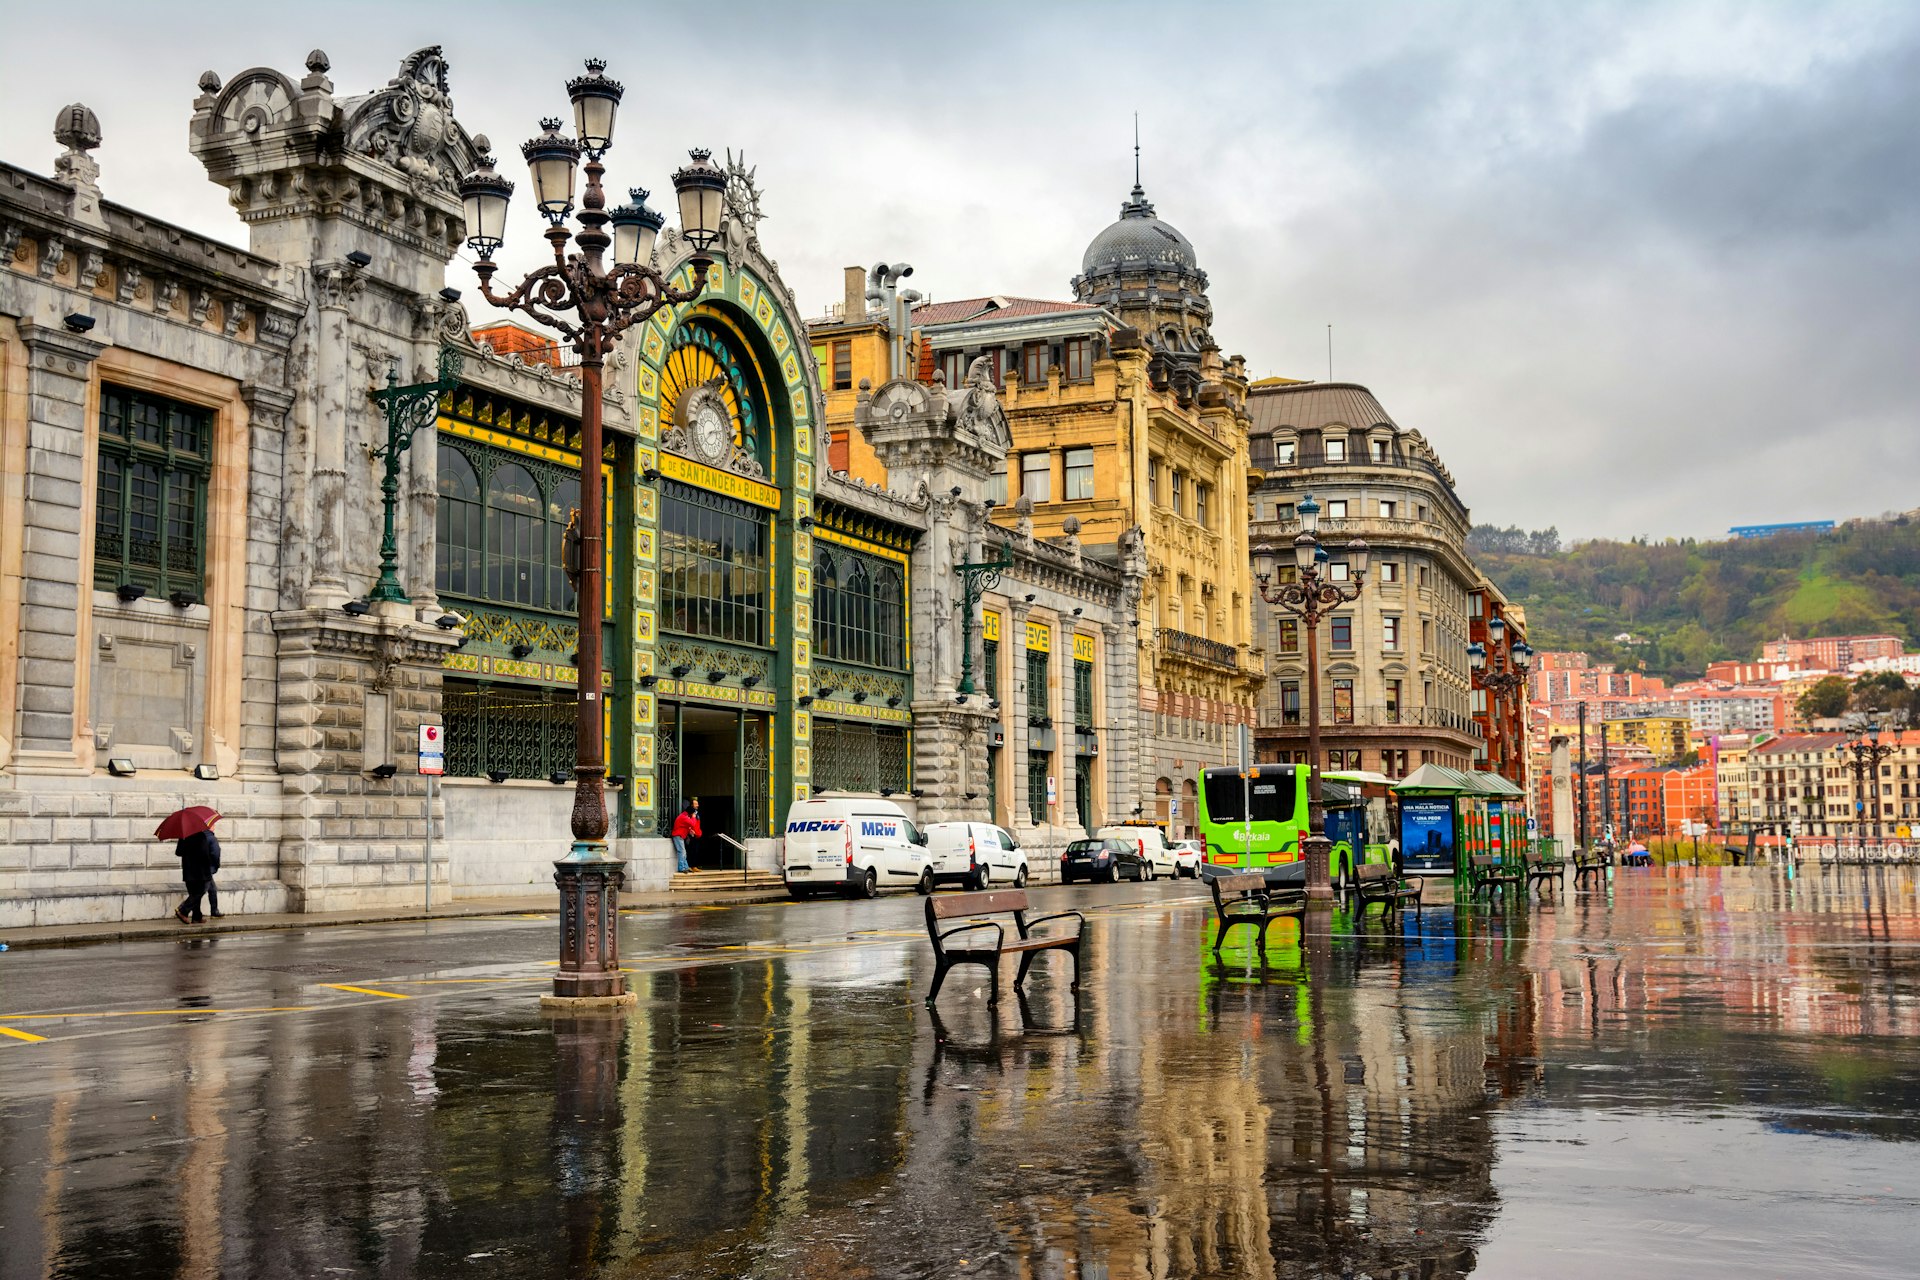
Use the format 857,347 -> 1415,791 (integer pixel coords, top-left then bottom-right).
669,868 -> 785,893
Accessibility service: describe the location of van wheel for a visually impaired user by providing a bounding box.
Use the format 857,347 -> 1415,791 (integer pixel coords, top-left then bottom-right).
858,868 -> 879,900
1014,866 -> 1029,888
1143,862 -> 1156,882
972,866 -> 992,891
787,887 -> 812,901
916,868 -> 935,896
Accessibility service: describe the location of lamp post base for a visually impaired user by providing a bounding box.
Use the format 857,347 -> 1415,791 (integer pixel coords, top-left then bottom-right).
551,845 -> 628,1002
1301,834 -> 1334,901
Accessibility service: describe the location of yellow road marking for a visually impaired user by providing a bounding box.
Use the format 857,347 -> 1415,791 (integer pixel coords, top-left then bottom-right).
0,1025 -> 49,1043
320,983 -> 410,1000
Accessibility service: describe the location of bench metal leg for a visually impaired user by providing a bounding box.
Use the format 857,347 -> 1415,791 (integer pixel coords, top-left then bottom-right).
927,958 -> 953,1006
1015,949 -> 1037,990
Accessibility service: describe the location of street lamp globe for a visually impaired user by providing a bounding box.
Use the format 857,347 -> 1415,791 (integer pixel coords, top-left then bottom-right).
565,58 -> 623,156
1347,538 -> 1370,578
1488,614 -> 1505,645
1252,541 -> 1276,582
458,148 -> 514,261
672,148 -> 727,252
1293,531 -> 1317,573
1297,493 -> 1321,535
1468,642 -> 1487,671
610,188 -> 665,267
521,119 -> 582,223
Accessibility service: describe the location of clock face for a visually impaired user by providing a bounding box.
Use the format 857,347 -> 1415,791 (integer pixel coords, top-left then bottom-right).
687,387 -> 733,463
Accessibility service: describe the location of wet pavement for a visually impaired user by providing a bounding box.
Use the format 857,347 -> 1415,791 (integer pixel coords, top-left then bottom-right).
3,865 -> 1919,1279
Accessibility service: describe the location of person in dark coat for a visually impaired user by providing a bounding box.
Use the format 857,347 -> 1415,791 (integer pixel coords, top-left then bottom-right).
173,828 -> 222,924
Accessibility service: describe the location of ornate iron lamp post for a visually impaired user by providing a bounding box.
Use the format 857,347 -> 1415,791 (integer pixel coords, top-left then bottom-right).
456,58 -> 725,1007
1840,713 -> 1903,844
1252,494 -> 1367,899
367,346 -> 463,604
1468,613 -> 1531,778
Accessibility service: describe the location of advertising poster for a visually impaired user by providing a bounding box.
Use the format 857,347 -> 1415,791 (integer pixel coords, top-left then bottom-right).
1400,797 -> 1457,875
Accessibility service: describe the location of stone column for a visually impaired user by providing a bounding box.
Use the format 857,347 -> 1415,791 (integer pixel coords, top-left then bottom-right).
1550,735 -> 1574,857
239,382 -> 295,779
11,323 -> 104,773
305,263 -> 363,606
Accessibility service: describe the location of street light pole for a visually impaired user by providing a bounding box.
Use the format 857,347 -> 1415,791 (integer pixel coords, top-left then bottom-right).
1842,715 -> 1901,847
457,59 -> 725,1008
1468,615 -> 1531,780
1253,494 -> 1367,900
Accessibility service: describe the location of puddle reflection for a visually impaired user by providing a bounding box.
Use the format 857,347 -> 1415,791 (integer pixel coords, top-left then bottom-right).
4,866 -> 1920,1278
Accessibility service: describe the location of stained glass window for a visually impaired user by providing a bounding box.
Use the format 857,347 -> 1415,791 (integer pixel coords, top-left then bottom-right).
95,386 -> 211,597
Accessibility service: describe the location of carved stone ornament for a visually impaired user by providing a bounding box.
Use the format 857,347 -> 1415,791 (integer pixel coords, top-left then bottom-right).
952,355 -> 1013,448
722,149 -> 766,239
346,46 -> 468,193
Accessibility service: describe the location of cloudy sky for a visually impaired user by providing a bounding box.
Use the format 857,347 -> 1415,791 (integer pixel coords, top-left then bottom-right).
5,0 -> 1914,540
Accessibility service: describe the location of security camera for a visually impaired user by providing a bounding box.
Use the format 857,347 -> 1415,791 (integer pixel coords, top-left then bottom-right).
346,250 -> 372,268
434,611 -> 465,630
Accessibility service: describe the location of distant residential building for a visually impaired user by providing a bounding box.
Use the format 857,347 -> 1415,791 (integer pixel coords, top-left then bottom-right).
1764,633 -> 1903,670
1603,715 -> 1692,763
1713,733 -> 1767,831
1751,734 -> 1847,838
1621,763 -> 1716,840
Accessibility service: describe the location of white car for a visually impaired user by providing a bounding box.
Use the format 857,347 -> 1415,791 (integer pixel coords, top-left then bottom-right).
923,821 -> 1030,890
780,796 -> 930,899
1093,823 -> 1181,880
1169,840 -> 1205,878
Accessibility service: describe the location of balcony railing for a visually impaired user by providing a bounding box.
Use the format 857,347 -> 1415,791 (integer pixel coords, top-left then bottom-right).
1260,705 -> 1484,736
1159,627 -> 1239,670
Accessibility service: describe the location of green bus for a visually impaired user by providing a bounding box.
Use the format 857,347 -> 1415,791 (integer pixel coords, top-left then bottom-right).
1194,764 -> 1385,887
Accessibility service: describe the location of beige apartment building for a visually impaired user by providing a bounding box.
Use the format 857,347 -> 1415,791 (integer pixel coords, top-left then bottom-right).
1246,382 -> 1482,775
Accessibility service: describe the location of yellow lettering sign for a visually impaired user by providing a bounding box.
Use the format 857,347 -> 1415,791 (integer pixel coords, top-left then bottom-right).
1073,633 -> 1096,662
659,451 -> 782,510
1026,622 -> 1051,653
982,611 -> 1001,642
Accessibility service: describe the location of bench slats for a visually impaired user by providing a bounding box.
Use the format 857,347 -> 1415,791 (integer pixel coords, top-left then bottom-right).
928,888 -> 1030,920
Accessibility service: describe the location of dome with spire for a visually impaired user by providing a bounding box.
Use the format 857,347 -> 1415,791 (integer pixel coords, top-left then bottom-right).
1080,183 -> 1200,276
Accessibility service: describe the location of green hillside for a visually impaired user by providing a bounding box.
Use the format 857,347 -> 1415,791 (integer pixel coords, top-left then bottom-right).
1470,521 -> 1920,680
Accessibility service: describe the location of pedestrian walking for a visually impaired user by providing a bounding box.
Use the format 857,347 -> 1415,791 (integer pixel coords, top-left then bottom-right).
172,827 -> 222,924
154,805 -> 225,925
671,797 -> 702,873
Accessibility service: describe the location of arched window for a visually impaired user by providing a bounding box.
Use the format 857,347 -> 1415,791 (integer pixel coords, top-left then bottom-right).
436,448 -> 483,598
547,476 -> 580,614
487,462 -> 544,607
812,549 -> 838,661
874,564 -> 904,670
843,559 -> 872,667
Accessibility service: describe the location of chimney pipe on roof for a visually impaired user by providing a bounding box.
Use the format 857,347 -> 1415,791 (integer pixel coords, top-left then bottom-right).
843,266 -> 865,321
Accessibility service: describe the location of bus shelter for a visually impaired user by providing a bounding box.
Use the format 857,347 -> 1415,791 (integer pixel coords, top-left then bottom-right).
1390,764 -> 1527,878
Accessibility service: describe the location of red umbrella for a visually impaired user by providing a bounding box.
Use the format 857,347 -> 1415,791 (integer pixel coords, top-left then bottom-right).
155,806 -> 221,842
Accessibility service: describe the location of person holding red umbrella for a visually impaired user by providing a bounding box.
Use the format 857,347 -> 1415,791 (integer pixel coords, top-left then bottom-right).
157,806 -> 223,924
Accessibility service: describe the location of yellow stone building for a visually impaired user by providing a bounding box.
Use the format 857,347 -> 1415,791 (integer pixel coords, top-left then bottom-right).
810,175 -> 1263,834
1603,714 -> 1692,763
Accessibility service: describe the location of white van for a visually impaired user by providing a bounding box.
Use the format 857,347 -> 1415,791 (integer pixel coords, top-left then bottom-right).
1094,823 -> 1182,879
923,821 -> 1030,890
781,796 -> 931,899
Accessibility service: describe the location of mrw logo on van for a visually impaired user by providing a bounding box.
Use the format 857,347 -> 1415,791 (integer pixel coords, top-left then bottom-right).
785,819 -> 846,833
860,820 -> 899,838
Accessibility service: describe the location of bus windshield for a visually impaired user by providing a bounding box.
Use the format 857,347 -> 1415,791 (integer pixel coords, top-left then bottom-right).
1202,769 -> 1298,825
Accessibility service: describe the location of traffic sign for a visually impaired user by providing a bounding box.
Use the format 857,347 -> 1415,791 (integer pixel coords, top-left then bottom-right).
1526,816 -> 1539,835
418,723 -> 445,776
1170,797 -> 1180,819
1045,775 -> 1057,806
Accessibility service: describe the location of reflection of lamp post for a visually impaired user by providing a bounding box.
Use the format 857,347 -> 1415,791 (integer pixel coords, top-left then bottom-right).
1253,494 -> 1367,899
368,346 -> 463,604
457,58 -> 724,1006
1468,613 -> 1531,779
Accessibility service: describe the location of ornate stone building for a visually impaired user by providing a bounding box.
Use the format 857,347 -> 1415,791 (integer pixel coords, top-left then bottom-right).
1247,381 -> 1484,776
810,171 -> 1263,838
0,47 -> 1143,925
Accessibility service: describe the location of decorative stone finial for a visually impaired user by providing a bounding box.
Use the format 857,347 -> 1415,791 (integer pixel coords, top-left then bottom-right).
1062,516 -> 1082,536
54,104 -> 101,153
197,70 -> 222,95
471,134 -> 492,160
306,49 -> 330,74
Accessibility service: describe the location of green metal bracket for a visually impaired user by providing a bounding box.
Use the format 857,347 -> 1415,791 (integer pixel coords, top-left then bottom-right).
955,540 -> 1014,696
368,345 -> 463,604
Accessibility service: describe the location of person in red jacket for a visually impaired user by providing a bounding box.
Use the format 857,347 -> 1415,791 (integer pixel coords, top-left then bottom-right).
671,798 -> 702,873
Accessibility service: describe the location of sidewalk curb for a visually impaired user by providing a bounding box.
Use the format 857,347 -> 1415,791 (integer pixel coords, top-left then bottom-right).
0,887 -> 791,951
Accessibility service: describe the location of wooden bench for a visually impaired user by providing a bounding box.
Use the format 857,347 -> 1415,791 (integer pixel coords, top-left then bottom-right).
924,889 -> 1082,1006
1469,854 -> 1524,896
1209,872 -> 1303,953
1524,849 -> 1565,895
1352,863 -> 1424,915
